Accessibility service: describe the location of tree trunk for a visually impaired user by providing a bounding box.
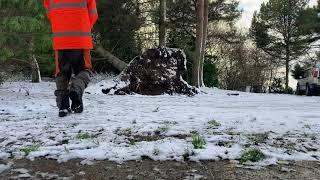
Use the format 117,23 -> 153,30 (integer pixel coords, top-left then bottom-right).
159,0 -> 167,47
285,56 -> 290,93
28,37 -> 41,83
94,45 -> 128,72
199,0 -> 209,87
285,45 -> 290,93
192,0 -> 204,88
31,55 -> 41,83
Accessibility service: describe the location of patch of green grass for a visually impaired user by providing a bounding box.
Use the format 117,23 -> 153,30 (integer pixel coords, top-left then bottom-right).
161,121 -> 178,126
77,132 -> 91,139
240,148 -> 265,163
191,132 -> 206,149
155,121 -> 177,135
21,144 -> 40,156
208,120 -> 221,128
155,125 -> 170,135
76,132 -> 99,140
250,133 -> 269,145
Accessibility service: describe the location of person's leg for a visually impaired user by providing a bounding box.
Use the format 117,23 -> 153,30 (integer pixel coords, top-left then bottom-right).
70,71 -> 90,113
67,50 -> 91,113
54,50 -> 72,117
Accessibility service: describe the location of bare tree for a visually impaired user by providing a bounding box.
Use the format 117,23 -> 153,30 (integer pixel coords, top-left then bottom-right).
192,0 -> 204,88
216,35 -> 273,91
199,0 -> 209,87
159,0 -> 167,47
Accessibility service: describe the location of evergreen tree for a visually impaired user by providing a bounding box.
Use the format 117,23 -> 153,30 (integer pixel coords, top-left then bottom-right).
0,0 -> 53,81
291,63 -> 306,79
95,0 -> 143,65
250,0 -> 314,92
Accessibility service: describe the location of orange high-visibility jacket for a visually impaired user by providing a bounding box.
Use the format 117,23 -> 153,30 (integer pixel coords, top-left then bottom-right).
44,0 -> 98,50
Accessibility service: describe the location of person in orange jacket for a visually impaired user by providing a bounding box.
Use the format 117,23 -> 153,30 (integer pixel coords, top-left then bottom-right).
44,0 -> 98,117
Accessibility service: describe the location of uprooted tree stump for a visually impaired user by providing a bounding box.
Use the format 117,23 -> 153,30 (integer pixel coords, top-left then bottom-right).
102,48 -> 198,96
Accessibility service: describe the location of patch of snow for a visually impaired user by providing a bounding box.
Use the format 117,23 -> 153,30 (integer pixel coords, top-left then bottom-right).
0,162 -> 12,174
35,172 -> 59,179
12,168 -> 29,174
280,167 -> 296,172
1,81 -> 320,165
13,173 -> 32,179
0,152 -> 10,160
184,174 -> 203,180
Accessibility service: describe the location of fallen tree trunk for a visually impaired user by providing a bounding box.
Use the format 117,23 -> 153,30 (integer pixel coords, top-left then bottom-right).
94,45 -> 128,72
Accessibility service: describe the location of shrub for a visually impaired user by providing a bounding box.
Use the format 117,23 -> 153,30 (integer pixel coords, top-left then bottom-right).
191,132 -> 206,149
250,133 -> 269,145
77,132 -> 94,139
240,148 -> 265,163
203,59 -> 219,87
208,119 -> 221,128
21,144 -> 40,156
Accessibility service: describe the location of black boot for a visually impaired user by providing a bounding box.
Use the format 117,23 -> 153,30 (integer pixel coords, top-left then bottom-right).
59,108 -> 72,117
70,91 -> 83,113
58,94 -> 71,117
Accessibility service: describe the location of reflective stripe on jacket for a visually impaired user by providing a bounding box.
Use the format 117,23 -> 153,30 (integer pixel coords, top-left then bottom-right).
44,0 -> 98,50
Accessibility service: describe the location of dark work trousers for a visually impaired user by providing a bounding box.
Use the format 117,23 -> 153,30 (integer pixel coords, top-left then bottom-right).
55,50 -> 90,110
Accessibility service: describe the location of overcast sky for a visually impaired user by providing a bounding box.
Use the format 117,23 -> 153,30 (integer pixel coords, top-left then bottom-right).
237,0 -> 318,29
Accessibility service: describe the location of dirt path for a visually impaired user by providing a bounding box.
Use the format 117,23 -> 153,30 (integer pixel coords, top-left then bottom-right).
1,159 -> 320,180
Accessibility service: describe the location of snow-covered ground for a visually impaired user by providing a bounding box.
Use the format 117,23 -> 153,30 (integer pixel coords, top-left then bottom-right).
0,79 -> 320,166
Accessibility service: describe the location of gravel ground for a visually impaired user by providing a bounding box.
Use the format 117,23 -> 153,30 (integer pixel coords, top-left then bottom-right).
1,159 -> 320,180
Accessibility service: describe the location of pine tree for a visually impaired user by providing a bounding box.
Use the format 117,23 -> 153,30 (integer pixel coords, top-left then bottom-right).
250,0 -> 314,92
159,0 -> 167,47
95,0 -> 143,64
291,64 -> 306,79
0,0 -> 52,82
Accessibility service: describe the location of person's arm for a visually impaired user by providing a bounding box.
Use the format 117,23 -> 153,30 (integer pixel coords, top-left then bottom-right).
87,0 -> 98,29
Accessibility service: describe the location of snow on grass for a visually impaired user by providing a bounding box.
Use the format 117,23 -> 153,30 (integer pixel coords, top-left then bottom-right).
0,80 -> 320,165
